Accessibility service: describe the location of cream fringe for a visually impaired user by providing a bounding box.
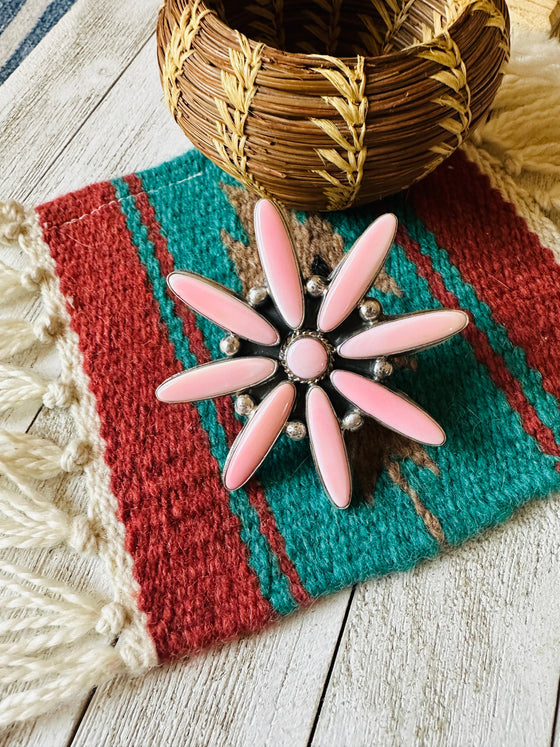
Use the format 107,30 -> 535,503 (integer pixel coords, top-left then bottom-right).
0,25 -> 557,729
469,28 -> 560,215
0,201 -> 157,728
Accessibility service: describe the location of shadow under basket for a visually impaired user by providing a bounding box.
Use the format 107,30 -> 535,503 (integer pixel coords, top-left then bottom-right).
157,0 -> 510,211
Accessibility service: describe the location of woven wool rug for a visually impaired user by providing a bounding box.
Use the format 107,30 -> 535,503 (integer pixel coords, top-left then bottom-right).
0,30 -> 559,726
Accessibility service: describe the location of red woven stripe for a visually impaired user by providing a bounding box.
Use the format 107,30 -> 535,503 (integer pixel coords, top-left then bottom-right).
398,224 -> 560,460
125,175 -> 313,608
39,180 -> 117,227
412,152 -> 560,401
37,182 -> 275,660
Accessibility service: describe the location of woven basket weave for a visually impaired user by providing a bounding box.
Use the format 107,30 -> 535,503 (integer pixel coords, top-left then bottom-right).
157,0 -> 510,211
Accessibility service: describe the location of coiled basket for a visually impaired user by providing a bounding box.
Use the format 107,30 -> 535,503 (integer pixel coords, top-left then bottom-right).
157,0 -> 510,211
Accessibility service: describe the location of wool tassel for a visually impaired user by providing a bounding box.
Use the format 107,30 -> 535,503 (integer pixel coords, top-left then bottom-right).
0,644 -> 127,726
0,319 -> 43,357
0,313 -> 65,358
0,200 -> 33,247
471,29 -> 560,211
0,483 -> 99,553
0,561 -> 129,726
0,199 -> 156,727
0,363 -> 75,414
0,259 -> 42,304
0,430 -> 94,482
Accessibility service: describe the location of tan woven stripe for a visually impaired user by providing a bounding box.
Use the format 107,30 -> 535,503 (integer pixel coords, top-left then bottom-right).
220,181 -> 403,296
417,31 -> 472,170
162,0 -> 212,120
213,32 -> 270,198
310,56 -> 368,210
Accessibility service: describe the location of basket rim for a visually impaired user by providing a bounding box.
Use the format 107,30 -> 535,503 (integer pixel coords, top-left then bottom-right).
183,0 -> 479,64
157,0 -> 509,211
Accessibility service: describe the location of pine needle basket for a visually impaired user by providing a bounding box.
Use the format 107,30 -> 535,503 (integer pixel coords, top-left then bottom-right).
157,0 -> 510,211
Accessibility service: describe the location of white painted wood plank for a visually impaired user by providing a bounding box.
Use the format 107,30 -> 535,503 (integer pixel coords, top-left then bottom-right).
0,699 -> 89,747
311,496 -> 560,747
0,132 -> 93,747
0,8 -> 346,743
25,35 -> 189,206
553,699 -> 560,747
0,0 -> 161,202
4,1 -> 558,743
71,592 -> 350,747
0,166 -> 87,747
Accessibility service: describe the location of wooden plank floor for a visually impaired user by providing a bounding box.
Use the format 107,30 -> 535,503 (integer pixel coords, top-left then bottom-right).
1,1 -> 560,744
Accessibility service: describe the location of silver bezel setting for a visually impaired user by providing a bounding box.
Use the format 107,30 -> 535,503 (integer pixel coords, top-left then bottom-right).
306,385 -> 352,510
279,330 -> 334,384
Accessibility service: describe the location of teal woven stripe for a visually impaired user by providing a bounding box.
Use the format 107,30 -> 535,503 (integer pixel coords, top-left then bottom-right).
397,202 -> 560,448
112,175 -> 297,616
117,146 -> 560,595
133,162 -> 440,598
323,205 -> 560,545
391,241 -> 560,541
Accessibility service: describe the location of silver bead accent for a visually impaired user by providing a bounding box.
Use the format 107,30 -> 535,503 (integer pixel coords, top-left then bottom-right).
247,285 -> 268,306
219,334 -> 240,356
359,298 -> 382,322
306,275 -> 327,297
235,394 -> 255,416
286,421 -> 307,440
373,357 -> 393,380
342,410 -> 363,431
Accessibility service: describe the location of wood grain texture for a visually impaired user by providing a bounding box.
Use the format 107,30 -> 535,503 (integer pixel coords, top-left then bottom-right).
18,36 -> 189,206
1,0 -> 560,743
0,1 -> 174,743
0,0 -> 159,202
0,3 -> 348,744
71,592 -> 350,747
311,497 -> 560,746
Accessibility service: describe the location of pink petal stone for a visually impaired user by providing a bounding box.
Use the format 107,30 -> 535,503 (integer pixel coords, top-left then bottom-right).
338,309 -> 469,359
318,213 -> 397,333
254,200 -> 304,329
168,271 -> 280,346
331,370 -> 445,446
156,357 -> 278,403
224,381 -> 296,491
284,336 -> 328,381
306,386 -> 352,509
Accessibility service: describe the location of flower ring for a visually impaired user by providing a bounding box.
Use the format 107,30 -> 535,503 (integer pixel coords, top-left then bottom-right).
156,200 -> 468,509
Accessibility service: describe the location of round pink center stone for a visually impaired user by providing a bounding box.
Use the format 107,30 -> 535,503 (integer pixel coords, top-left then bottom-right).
285,336 -> 329,381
